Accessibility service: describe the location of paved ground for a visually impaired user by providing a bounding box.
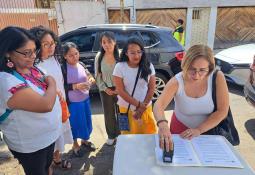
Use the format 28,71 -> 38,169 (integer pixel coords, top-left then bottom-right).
0,84 -> 255,175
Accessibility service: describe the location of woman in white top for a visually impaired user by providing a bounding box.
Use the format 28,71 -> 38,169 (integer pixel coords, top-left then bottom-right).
153,44 -> 229,151
113,37 -> 157,134
0,27 -> 61,175
30,26 -> 73,169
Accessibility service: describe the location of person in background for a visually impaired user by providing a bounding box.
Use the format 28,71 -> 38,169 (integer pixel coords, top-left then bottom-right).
153,44 -> 229,151
62,42 -> 96,157
173,18 -> 185,46
30,26 -> 73,169
94,31 -> 120,145
0,26 -> 61,175
113,37 -> 157,134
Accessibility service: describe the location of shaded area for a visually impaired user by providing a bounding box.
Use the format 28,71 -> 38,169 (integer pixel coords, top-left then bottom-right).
87,144 -> 115,175
245,119 -> 255,140
0,139 -> 15,166
53,147 -> 92,175
53,144 -> 115,175
0,150 -> 13,165
90,93 -> 103,115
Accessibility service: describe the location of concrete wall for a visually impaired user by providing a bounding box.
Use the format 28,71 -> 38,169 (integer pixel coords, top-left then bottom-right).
55,1 -> 105,35
190,8 -> 210,46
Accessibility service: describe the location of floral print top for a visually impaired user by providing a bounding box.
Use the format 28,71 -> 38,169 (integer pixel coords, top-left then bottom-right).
8,67 -> 47,94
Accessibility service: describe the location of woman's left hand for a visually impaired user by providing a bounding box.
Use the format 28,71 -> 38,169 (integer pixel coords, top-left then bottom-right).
180,128 -> 201,140
133,104 -> 146,119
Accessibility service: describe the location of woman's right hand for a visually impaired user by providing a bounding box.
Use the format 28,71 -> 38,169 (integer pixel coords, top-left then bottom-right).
105,88 -> 116,96
158,121 -> 173,152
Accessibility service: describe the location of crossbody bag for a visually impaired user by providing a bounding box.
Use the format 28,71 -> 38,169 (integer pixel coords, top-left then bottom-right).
117,66 -> 141,131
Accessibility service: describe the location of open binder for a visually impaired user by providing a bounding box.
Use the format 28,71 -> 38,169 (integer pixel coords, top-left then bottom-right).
155,134 -> 243,168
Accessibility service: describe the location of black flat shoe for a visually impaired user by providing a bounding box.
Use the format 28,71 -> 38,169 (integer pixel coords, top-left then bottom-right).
81,141 -> 96,152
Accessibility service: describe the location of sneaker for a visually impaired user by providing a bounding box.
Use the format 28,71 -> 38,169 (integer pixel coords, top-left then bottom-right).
106,138 -> 115,146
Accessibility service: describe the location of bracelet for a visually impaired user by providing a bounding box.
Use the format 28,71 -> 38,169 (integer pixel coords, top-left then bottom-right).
156,119 -> 168,127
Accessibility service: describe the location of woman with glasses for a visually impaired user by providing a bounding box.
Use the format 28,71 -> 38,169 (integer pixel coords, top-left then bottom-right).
0,26 -> 61,175
113,37 -> 157,134
95,31 -> 120,145
30,26 -> 73,169
153,44 -> 229,151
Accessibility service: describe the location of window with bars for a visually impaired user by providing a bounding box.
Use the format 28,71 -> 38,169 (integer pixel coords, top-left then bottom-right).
192,9 -> 201,19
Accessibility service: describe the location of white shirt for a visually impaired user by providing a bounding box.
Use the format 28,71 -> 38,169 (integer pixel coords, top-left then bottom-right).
0,72 -> 61,153
113,62 -> 155,111
37,56 -> 66,99
174,72 -> 214,128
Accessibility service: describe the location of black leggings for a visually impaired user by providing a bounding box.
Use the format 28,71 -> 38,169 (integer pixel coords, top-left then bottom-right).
10,142 -> 55,175
99,91 -> 120,139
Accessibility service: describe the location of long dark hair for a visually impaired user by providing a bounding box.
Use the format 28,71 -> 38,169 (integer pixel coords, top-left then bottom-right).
97,31 -> 119,74
120,37 -> 151,81
0,26 -> 38,73
29,26 -> 62,64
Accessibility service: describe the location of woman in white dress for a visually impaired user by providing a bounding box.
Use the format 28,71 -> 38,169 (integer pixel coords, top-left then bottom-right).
30,26 -> 73,169
0,26 -> 61,175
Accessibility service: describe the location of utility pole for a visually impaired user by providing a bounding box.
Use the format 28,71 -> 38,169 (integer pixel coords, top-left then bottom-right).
120,0 -> 124,23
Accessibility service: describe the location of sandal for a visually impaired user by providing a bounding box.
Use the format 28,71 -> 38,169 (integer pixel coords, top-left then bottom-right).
53,159 -> 72,169
81,141 -> 96,152
73,148 -> 84,157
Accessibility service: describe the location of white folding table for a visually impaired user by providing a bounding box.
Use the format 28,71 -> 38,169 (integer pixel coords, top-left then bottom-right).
113,134 -> 255,175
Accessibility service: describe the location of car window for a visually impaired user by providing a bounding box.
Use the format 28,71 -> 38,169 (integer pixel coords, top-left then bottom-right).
113,31 -> 141,49
63,32 -> 96,52
140,31 -> 159,47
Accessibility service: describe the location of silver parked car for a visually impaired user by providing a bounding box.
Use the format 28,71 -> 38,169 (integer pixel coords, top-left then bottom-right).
215,44 -> 255,86
244,55 -> 255,107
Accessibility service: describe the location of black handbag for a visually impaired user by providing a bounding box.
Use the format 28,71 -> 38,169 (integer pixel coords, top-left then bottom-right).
117,66 -> 141,131
204,70 -> 240,146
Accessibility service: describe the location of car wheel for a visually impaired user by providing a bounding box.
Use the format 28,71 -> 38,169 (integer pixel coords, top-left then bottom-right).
153,73 -> 168,101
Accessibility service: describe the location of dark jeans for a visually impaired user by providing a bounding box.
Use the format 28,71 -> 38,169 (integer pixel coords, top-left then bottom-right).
10,142 -> 55,175
100,91 -> 120,139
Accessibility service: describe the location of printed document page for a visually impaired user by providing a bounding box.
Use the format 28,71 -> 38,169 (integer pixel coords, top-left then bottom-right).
191,135 -> 243,168
155,134 -> 200,166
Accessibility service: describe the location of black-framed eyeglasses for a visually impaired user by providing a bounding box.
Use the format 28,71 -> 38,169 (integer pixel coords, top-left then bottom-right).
15,49 -> 40,58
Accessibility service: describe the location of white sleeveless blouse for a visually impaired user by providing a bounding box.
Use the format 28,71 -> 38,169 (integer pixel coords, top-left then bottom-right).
174,72 -> 214,128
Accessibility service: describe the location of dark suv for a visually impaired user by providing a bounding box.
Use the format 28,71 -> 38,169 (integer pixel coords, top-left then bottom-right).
60,24 -> 184,99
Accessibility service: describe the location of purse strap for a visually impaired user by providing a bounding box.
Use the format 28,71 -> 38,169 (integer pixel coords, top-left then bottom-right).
126,66 -> 141,114
212,69 -> 219,111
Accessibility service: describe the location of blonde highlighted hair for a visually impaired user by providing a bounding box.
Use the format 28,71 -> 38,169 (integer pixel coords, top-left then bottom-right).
181,44 -> 215,77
